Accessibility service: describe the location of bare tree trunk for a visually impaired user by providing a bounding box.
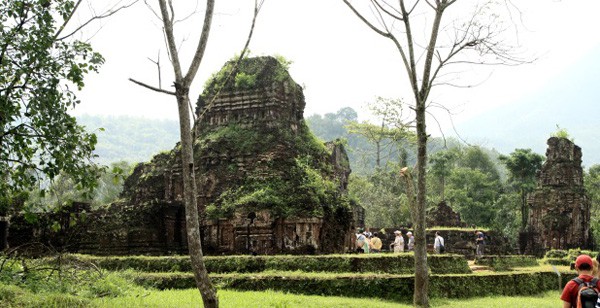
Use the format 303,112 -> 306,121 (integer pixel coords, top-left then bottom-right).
128,2 -> 262,306
175,87 -> 218,307
159,1 -> 218,306
413,98 -> 429,307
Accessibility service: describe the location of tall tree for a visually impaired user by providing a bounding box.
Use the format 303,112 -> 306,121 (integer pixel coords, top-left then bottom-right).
428,149 -> 457,201
499,149 -> 544,231
129,1 -> 263,306
585,165 -> 600,248
0,0 -> 135,207
342,1 -> 524,306
346,97 -> 412,168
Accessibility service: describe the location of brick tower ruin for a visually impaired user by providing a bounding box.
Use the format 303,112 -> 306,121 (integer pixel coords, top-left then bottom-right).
6,56 -> 358,255
524,137 -> 591,254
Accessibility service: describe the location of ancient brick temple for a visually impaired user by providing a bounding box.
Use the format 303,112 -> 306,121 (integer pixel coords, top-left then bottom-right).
6,56 -> 359,255
523,137 -> 591,254
427,201 -> 467,228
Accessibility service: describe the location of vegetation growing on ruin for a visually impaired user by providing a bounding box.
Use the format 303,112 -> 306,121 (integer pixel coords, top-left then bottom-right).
200,55 -> 298,100
202,120 -> 347,219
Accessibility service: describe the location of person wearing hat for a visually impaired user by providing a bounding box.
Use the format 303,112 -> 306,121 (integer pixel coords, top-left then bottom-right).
389,230 -> 404,253
406,231 -> 415,252
355,228 -> 366,253
370,232 -> 383,253
561,254 -> 600,308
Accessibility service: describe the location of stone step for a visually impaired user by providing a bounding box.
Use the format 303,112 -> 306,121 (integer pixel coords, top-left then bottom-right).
469,265 -> 492,272
467,260 -> 492,272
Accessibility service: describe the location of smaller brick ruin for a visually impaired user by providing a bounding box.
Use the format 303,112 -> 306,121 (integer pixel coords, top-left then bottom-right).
427,201 -> 466,228
524,137 -> 591,254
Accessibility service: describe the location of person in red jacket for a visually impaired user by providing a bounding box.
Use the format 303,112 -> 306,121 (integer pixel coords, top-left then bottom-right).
561,254 -> 600,308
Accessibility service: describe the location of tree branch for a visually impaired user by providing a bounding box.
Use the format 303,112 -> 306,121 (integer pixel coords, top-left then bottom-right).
56,1 -> 140,41
128,78 -> 176,95
183,0 -> 215,87
198,0 -> 264,121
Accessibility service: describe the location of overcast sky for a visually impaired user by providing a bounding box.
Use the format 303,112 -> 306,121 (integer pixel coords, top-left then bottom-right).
74,0 -> 600,136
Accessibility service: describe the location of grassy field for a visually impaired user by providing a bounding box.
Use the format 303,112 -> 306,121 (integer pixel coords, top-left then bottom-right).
92,289 -> 562,308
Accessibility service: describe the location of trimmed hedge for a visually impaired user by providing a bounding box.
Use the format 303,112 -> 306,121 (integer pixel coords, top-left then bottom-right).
126,269 -> 568,301
69,253 -> 471,275
474,255 -> 539,271
542,249 -> 597,267
543,258 -> 571,266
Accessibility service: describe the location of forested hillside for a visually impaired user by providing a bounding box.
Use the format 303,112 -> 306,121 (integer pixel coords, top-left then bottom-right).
76,112 -> 600,247
77,114 -> 180,165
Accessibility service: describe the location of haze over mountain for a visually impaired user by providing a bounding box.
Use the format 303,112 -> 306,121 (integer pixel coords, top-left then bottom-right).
456,44 -> 600,168
78,42 -> 600,172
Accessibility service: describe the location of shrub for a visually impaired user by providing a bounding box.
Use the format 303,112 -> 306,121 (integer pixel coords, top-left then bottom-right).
72,254 -> 470,275
545,249 -> 568,259
474,255 -> 539,271
127,269 -> 570,301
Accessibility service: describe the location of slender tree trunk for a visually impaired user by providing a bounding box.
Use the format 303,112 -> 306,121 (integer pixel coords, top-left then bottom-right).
376,141 -> 381,167
175,86 -> 218,307
440,175 -> 445,201
413,97 -> 429,307
521,187 -> 527,231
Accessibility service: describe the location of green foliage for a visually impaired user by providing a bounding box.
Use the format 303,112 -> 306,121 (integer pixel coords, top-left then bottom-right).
544,249 -> 568,259
128,268 -> 565,301
473,255 -> 539,271
201,55 -> 297,99
77,114 -> 180,165
446,168 -> 500,227
585,164 -> 600,248
499,148 -> 544,231
234,71 -> 257,89
541,249 -> 596,266
0,0 -> 104,198
458,146 -> 501,182
202,121 -> 343,219
551,125 -> 573,141
274,54 -> 293,71
349,165 -> 411,227
0,255 -> 145,306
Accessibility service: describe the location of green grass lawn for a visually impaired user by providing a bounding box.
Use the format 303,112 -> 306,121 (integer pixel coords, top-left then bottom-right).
92,289 -> 562,308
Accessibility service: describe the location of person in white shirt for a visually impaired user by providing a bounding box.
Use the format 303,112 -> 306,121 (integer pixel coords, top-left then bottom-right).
389,230 -> 404,253
407,231 -> 415,251
434,231 -> 445,254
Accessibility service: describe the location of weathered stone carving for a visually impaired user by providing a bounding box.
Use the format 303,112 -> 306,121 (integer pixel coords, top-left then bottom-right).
524,137 -> 591,254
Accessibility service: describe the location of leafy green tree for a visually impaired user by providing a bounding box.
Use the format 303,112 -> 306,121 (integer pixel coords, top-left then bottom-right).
349,164 -> 411,228
346,97 -> 413,168
342,0 -> 525,303
428,149 -> 458,201
25,161 -> 134,215
585,165 -> 600,248
446,168 -> 500,227
499,149 -> 544,231
459,147 -> 501,182
93,161 -> 134,206
1,0 -> 105,201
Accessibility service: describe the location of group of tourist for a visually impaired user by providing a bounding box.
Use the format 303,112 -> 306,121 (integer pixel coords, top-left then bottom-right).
355,228 -> 415,253
355,228 -> 488,256
561,253 -> 600,308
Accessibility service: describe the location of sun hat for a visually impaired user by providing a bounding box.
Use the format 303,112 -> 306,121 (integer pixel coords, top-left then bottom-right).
394,230 -> 401,235
406,231 -> 412,235
576,254 -> 593,269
